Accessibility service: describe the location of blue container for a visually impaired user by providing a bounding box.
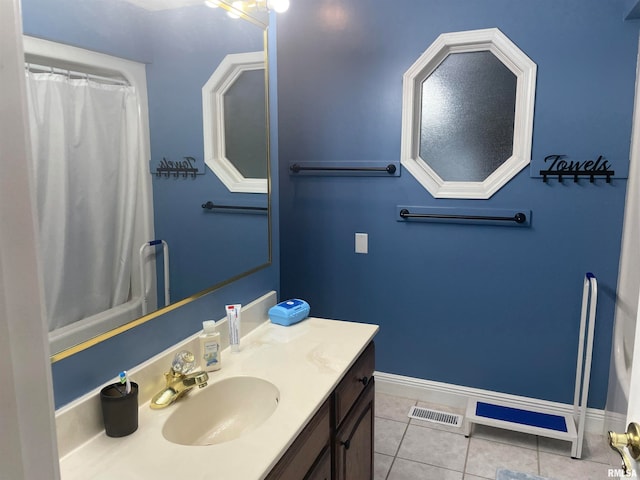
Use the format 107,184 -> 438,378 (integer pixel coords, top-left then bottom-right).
268,299 -> 310,326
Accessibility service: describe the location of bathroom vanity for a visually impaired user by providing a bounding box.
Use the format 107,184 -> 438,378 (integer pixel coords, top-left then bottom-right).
266,341 -> 375,479
56,312 -> 378,479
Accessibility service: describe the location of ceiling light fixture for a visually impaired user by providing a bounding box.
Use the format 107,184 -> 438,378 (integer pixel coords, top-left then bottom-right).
266,0 -> 290,13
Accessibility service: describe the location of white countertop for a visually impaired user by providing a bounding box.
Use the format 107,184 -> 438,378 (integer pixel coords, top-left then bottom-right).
59,317 -> 378,479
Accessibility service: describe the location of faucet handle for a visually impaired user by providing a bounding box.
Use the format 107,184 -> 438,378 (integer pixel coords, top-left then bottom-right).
608,422 -> 640,476
171,350 -> 196,374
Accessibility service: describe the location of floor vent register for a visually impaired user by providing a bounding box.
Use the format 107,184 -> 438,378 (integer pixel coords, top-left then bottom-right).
408,406 -> 463,427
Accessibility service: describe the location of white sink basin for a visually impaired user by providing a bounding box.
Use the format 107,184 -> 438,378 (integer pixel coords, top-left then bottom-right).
162,376 -> 279,446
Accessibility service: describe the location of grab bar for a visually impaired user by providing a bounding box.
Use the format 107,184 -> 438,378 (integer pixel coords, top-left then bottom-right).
201,201 -> 267,212
139,240 -> 170,316
289,163 -> 397,174
399,209 -> 527,224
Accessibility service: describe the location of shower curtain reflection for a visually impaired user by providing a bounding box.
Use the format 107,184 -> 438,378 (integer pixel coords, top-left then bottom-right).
25,70 -> 141,331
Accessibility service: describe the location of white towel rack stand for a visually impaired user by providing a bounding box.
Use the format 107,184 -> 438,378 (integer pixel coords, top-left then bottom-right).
464,272 -> 598,459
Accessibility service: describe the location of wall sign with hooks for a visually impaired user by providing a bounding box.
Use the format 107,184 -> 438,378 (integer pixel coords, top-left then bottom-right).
150,156 -> 206,178
539,154 -> 615,183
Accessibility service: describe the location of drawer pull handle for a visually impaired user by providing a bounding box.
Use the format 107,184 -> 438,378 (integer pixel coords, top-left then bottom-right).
340,439 -> 351,450
358,376 -> 369,386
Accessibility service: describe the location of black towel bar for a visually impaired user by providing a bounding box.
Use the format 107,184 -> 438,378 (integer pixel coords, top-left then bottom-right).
290,163 -> 397,174
201,201 -> 267,212
399,209 -> 527,224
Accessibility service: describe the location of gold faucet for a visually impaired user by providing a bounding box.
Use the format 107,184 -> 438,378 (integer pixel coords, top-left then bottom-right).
150,351 -> 209,409
608,422 -> 640,476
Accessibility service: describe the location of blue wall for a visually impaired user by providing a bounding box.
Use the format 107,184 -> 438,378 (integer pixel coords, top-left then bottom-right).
276,0 -> 638,408
22,0 -> 152,62
22,0 -> 279,407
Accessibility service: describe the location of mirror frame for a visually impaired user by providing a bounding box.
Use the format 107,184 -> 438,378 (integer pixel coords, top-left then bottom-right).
203,51 -> 268,193
50,2 -> 271,363
400,28 -> 536,199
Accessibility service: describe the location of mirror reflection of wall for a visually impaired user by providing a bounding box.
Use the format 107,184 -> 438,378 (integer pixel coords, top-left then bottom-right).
147,5 -> 269,302
225,68 -> 268,179
21,0 -> 270,357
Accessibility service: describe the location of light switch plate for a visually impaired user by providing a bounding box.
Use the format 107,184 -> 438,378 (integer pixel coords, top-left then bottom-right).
355,233 -> 368,254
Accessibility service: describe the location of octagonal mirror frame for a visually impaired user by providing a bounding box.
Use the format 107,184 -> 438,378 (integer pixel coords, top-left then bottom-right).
203,51 -> 267,194
400,28 -> 536,199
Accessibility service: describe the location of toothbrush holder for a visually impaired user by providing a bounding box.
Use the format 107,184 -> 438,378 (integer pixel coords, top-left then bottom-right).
99,381 -> 139,437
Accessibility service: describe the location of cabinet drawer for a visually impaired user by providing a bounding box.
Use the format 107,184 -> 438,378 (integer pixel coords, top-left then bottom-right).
266,400 -> 330,480
334,342 -> 375,427
335,379 -> 375,480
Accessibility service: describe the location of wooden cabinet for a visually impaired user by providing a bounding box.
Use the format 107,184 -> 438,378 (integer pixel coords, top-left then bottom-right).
267,341 -> 375,480
333,342 -> 375,480
334,380 -> 374,480
305,446 -> 331,480
265,400 -> 330,480
334,342 -> 375,427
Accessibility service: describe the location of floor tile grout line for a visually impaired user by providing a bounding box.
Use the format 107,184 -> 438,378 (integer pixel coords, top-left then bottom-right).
392,453 -> 470,477
469,425 -> 540,453
384,421 -> 409,480
384,399 -> 417,480
393,409 -> 413,457
383,454 -> 395,480
394,413 -> 472,477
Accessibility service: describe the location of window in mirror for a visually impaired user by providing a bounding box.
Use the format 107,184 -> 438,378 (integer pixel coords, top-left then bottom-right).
203,51 -> 268,193
401,28 -> 536,199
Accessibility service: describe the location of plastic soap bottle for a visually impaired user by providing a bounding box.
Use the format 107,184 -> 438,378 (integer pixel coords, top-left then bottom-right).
199,320 -> 221,372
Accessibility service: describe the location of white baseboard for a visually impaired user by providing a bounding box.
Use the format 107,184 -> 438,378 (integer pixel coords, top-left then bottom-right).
374,370 -> 606,434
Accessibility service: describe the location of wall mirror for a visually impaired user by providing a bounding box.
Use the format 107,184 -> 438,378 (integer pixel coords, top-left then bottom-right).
21,0 -> 271,360
400,28 -> 536,199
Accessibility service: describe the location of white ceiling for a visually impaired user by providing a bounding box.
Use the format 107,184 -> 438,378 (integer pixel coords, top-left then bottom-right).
123,0 -> 203,11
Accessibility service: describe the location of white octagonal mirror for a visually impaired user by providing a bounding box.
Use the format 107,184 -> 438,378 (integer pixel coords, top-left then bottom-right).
401,28 -> 536,199
203,51 -> 267,193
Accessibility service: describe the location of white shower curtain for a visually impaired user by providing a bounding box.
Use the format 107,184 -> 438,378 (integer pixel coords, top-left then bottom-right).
25,71 -> 141,331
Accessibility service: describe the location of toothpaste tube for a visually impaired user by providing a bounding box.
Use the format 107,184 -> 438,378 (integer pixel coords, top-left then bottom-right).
226,304 -> 241,352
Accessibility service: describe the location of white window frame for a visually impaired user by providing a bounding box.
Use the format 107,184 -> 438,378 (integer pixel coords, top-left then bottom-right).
202,51 -> 267,194
400,28 -> 537,199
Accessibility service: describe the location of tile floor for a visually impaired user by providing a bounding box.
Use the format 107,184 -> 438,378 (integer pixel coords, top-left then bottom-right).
374,392 -> 620,480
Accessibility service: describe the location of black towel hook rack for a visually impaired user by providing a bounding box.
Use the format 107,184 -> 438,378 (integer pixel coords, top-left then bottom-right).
399,209 -> 527,224
155,167 -> 198,178
539,170 -> 614,183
